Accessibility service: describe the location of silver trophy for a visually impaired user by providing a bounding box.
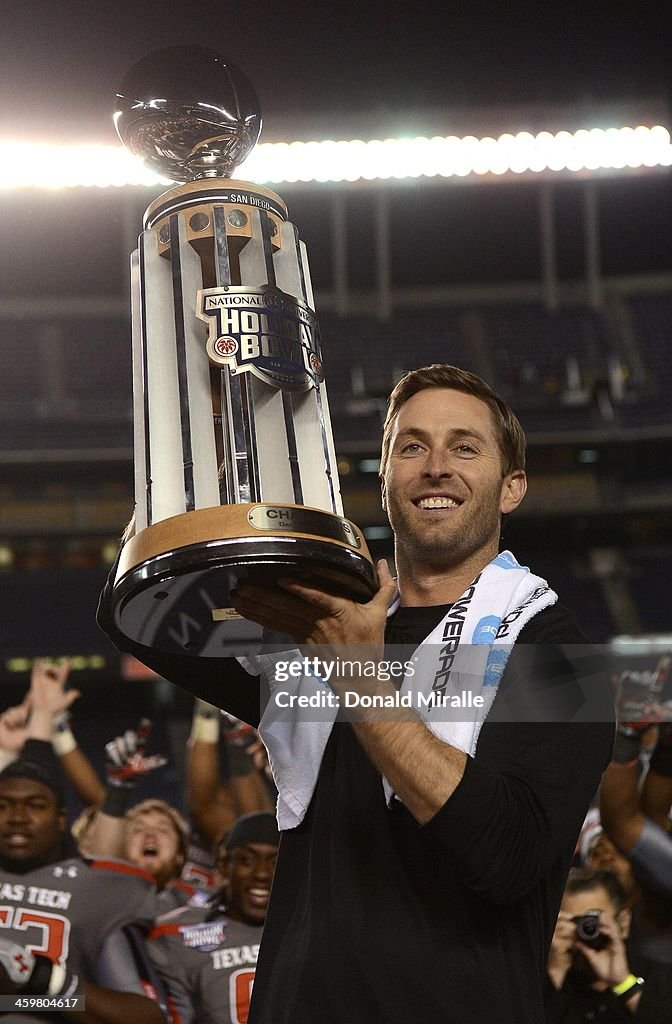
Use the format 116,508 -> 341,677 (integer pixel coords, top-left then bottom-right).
110,46 -> 377,656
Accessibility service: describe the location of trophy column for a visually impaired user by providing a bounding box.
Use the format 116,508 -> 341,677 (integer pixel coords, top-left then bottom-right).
110,47 -> 377,656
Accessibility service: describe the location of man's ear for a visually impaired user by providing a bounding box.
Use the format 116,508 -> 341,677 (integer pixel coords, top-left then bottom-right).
500,470 -> 527,515
617,906 -> 632,940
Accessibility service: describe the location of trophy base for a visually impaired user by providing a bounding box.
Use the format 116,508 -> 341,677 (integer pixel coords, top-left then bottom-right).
112,504 -> 379,656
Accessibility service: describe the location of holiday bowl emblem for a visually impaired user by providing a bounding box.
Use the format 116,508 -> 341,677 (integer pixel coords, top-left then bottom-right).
198,285 -> 324,392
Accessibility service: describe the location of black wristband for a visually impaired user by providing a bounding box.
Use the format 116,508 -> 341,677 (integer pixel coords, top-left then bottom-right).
612,727 -> 642,764
101,784 -> 134,817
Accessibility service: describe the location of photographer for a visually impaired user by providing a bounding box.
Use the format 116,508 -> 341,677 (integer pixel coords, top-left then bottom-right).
545,868 -> 672,1022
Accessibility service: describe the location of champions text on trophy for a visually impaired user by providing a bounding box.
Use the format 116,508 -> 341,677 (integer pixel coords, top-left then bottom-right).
109,46 -> 377,657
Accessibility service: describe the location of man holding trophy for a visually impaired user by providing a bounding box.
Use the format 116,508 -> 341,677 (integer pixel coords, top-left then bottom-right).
99,47 -> 614,1023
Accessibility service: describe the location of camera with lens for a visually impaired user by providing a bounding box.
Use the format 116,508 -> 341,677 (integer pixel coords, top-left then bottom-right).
572,910 -> 609,950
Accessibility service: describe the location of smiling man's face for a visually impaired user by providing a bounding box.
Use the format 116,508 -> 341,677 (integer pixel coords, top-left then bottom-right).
381,388 -> 526,575
0,777 -> 65,873
217,841 -> 278,927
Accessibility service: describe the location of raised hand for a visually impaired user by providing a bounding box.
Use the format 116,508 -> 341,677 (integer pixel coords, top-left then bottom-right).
547,911 -> 576,990
573,908 -> 631,989
233,558 -> 397,649
29,659 -> 80,717
0,697 -> 32,754
105,719 -> 168,788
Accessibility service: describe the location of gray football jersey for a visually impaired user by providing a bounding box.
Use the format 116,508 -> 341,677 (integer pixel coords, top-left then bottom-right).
0,856 -> 160,1022
148,899 -> 263,1024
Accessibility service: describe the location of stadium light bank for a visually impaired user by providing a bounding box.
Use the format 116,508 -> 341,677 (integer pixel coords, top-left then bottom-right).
0,124 -> 671,190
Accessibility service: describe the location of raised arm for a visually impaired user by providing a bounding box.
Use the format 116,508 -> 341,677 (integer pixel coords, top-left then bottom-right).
0,695 -> 32,769
28,659 -> 80,742
27,659 -> 106,806
640,725 -> 672,832
599,754 -> 645,854
187,701 -> 273,845
187,699 -> 236,844
85,721 -> 168,858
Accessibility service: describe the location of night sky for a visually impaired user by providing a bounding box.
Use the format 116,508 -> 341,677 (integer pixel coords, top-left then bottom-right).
2,2 -> 670,142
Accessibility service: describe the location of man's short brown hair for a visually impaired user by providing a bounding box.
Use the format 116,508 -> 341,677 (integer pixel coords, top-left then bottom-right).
380,364 -> 526,477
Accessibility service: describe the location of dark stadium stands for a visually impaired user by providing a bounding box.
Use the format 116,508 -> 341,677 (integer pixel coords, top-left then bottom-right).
1,288 -> 669,653
622,294 -> 672,427
487,303 -> 611,392
0,319 -> 44,418
0,294 -> 669,447
61,316 -> 133,417
626,546 -> 672,634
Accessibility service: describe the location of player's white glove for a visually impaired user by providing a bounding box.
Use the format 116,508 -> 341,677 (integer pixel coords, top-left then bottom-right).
0,936 -> 77,996
105,718 -> 167,788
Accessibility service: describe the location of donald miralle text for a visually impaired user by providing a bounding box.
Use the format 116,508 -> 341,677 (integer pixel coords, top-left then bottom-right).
269,654 -> 486,713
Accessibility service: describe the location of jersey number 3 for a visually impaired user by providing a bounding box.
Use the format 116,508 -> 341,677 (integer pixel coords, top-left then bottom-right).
0,905 -> 71,967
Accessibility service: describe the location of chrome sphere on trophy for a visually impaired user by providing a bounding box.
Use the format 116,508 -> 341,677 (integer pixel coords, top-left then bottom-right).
110,46 -> 377,657
114,45 -> 262,181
